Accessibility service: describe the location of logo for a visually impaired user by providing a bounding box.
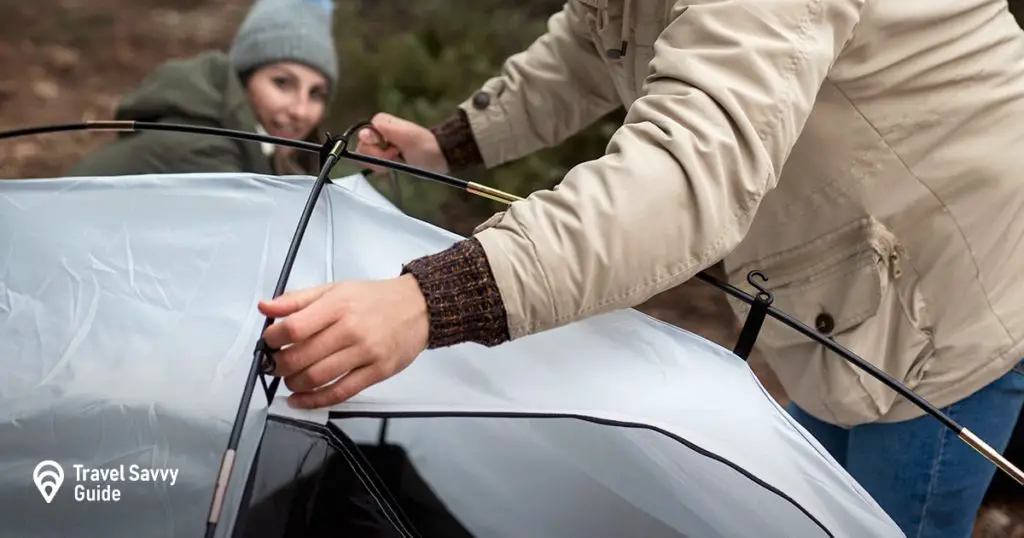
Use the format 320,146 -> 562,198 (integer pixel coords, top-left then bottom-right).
33,460 -> 64,504
30,460 -> 180,503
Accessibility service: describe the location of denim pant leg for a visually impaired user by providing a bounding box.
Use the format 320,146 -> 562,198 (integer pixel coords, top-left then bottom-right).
789,362 -> 1024,538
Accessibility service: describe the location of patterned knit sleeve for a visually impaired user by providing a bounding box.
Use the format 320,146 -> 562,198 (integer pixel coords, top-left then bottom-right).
401,237 -> 511,348
429,110 -> 485,171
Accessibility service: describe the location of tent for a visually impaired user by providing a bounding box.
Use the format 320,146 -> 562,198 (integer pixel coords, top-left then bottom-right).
0,167 -> 907,537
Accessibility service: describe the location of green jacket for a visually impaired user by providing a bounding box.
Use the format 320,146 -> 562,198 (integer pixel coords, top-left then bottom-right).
67,51 -> 277,177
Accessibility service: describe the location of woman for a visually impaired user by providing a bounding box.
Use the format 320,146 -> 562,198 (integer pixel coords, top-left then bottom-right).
67,0 -> 337,177
257,1 -> 1024,537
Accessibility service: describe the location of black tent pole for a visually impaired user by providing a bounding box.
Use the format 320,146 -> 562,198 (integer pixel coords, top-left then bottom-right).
0,119 -> 1021,529
203,133 -> 347,537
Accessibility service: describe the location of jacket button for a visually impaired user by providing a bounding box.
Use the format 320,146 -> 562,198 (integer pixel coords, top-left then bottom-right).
472,91 -> 490,109
815,313 -> 835,334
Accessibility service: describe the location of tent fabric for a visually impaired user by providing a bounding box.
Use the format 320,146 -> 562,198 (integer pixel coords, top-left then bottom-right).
0,171 -> 905,537
331,172 -> 402,212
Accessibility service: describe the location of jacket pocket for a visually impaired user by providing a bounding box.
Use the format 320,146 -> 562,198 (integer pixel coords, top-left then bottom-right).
630,4 -> 666,97
724,217 -> 936,426
571,0 -> 662,103
631,41 -> 655,97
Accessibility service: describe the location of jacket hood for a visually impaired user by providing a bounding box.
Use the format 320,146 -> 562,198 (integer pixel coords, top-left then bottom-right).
113,51 -> 257,132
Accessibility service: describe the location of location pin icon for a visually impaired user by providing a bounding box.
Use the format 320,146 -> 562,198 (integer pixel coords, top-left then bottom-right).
33,460 -> 64,504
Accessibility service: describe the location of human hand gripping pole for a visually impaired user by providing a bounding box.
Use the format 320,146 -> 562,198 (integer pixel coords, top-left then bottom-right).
0,118 -> 1020,536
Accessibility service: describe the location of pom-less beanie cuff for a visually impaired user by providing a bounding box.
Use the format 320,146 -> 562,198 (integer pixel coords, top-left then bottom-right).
230,29 -> 338,84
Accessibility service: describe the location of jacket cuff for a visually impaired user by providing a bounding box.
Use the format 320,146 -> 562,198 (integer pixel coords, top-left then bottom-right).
429,110 -> 485,171
401,237 -> 511,348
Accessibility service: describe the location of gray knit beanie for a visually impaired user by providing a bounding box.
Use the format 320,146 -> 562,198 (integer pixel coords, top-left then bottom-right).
229,0 -> 339,92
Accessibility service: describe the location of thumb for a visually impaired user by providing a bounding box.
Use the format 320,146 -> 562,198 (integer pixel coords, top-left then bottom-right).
358,127 -> 389,149
370,112 -> 420,145
258,284 -> 331,317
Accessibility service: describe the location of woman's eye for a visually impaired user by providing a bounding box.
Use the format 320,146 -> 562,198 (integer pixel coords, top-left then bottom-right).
272,77 -> 290,89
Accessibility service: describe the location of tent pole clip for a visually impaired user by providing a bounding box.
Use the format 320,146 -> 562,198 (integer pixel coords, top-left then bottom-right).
318,131 -> 344,172
732,270 -> 773,361
257,339 -> 277,375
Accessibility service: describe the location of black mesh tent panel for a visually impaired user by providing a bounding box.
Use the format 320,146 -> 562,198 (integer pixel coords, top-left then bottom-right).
231,416 -> 473,538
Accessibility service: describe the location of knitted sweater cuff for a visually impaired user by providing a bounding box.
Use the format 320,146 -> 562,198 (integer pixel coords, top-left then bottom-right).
401,237 -> 511,348
429,110 -> 485,171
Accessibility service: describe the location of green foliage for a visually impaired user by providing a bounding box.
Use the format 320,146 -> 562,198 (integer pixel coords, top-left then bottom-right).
324,0 -> 625,235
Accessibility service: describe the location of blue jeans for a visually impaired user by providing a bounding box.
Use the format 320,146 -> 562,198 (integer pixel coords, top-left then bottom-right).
787,361 -> 1024,538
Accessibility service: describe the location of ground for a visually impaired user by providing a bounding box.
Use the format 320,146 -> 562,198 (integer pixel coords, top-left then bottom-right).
0,1 -> 1021,536
0,0 -> 250,178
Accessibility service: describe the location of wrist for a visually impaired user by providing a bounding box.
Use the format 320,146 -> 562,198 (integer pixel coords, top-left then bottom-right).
397,272 -> 430,350
421,136 -> 452,175
398,273 -> 428,314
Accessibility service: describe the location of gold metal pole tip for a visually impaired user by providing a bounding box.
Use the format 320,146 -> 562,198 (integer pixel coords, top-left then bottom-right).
328,139 -> 344,157
467,182 -> 524,205
960,428 -> 1024,485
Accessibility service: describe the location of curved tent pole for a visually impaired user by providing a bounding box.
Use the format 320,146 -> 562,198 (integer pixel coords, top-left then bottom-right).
1,119 -> 1021,528
219,132 -> 345,538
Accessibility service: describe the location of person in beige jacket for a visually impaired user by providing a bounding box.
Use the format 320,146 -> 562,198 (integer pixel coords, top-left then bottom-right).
256,1 -> 1024,535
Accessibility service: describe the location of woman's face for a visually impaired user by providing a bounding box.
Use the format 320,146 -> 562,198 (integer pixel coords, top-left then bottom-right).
245,62 -> 329,141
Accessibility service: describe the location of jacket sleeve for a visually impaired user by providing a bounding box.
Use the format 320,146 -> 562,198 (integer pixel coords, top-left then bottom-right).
450,3 -> 622,169
67,131 -> 245,177
403,0 -> 866,345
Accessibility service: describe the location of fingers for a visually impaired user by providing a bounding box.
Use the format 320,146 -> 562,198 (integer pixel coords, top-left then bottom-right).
258,284 -> 330,318
272,318 -> 354,378
370,112 -> 408,136
288,362 -> 383,409
282,343 -> 362,393
260,285 -> 339,350
357,128 -> 395,152
356,112 -> 427,173
258,277 -> 428,410
355,129 -> 402,173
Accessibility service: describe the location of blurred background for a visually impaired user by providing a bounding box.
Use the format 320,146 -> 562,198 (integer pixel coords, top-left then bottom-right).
1,1 -> 1023,535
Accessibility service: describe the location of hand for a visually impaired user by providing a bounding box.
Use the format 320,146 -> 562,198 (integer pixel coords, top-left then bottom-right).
355,112 -> 450,174
258,274 -> 430,409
